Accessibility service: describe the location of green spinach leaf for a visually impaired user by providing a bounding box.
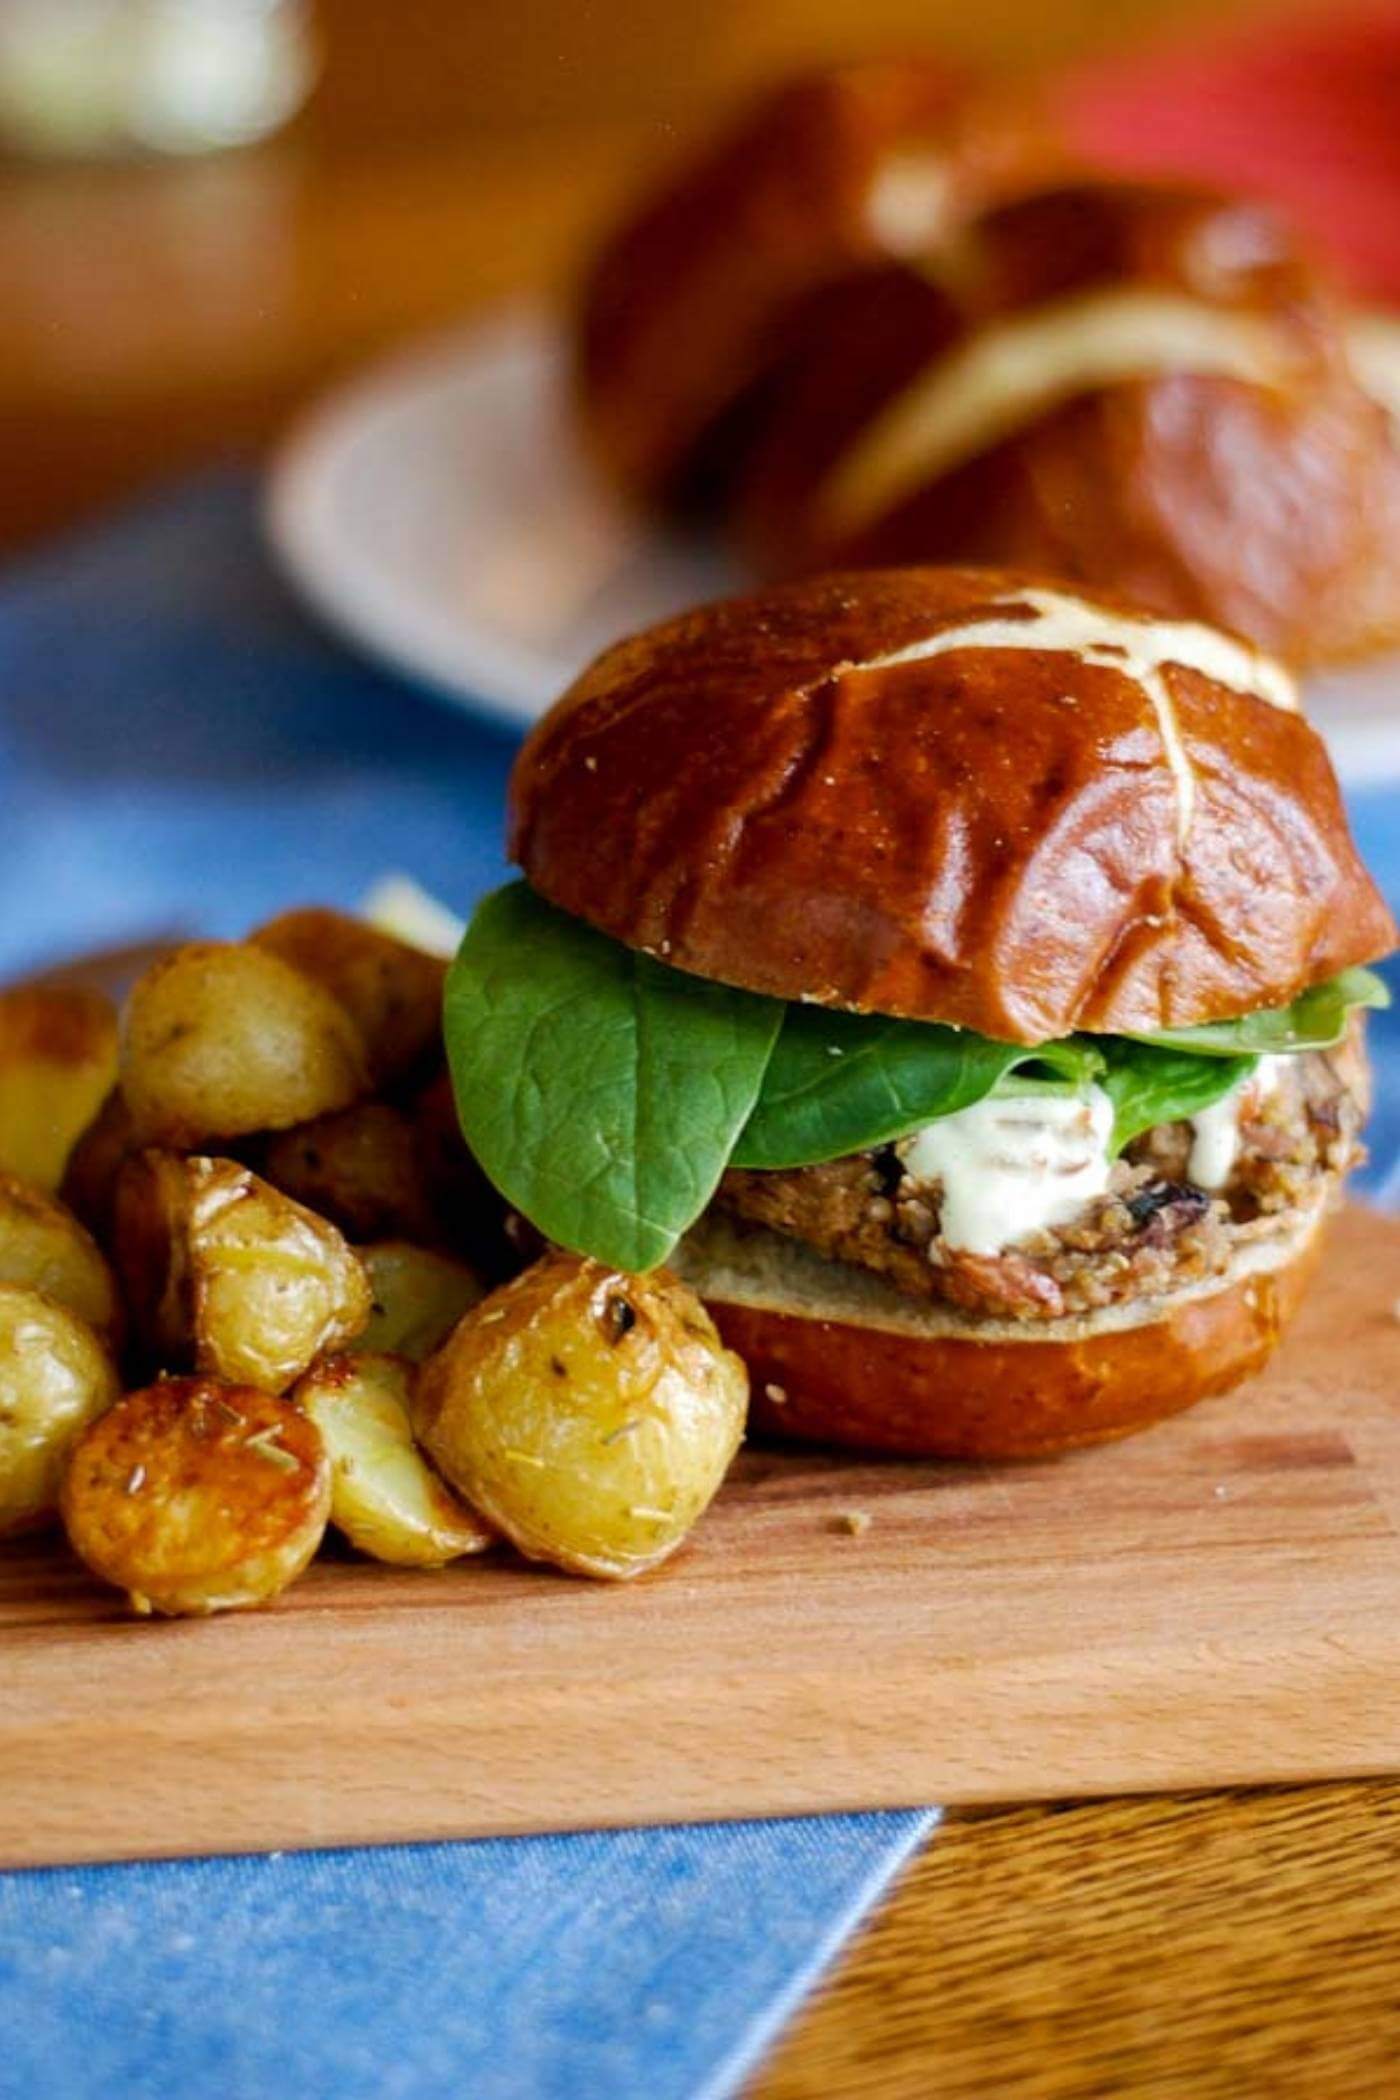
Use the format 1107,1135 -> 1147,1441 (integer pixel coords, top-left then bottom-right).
1120,966 -> 1387,1059
442,885 -> 1386,1266
443,883 -> 783,1270
1097,1041 -> 1257,1152
731,1007 -> 1105,1169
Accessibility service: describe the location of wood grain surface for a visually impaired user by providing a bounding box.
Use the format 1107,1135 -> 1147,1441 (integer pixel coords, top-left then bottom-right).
753,1783 -> 1400,2098
5,1204 -> 1400,1870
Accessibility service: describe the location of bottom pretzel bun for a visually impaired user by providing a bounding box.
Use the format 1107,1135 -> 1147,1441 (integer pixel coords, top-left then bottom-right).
673,1199 -> 1329,1460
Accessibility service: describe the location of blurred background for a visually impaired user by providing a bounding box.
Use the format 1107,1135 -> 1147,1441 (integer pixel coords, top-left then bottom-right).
3,0 -> 1396,556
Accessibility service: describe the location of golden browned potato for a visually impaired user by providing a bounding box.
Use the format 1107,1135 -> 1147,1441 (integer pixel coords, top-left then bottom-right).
0,1283 -> 119,1536
356,1240 -> 485,1362
257,1103 -> 438,1245
61,1377 -> 330,1615
416,1251 -> 748,1580
295,1351 -> 493,1567
60,1088 -> 140,1244
114,1153 -> 371,1391
0,985 -> 118,1191
110,1148 -> 188,1356
119,941 -> 369,1147
0,1173 -> 122,1346
251,908 -> 446,1088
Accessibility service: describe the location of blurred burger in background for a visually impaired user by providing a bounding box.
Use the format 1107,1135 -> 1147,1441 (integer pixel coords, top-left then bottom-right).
574,56 -> 1400,666
574,58 -> 1062,516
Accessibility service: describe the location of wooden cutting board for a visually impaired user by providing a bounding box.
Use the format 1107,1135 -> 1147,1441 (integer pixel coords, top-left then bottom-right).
6,1203 -> 1400,1870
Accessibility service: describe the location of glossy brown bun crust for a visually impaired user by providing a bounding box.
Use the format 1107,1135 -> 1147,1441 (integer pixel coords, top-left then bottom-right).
676,1207 -> 1325,1459
574,58 -> 1057,511
510,567 -> 1395,1044
735,182 -> 1400,667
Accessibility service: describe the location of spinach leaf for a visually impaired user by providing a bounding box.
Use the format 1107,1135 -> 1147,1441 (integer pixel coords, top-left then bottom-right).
443,883 -> 783,1270
1097,1041 -> 1257,1153
731,1006 -> 1105,1169
441,884 -> 1385,1267
1120,966 -> 1388,1059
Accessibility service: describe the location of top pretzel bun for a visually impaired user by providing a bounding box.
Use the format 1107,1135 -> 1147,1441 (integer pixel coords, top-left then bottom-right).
573,57 -> 1058,511
732,181 -> 1400,667
509,567 -> 1395,1045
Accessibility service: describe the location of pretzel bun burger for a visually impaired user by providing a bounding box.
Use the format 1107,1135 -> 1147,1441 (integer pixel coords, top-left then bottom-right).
735,181 -> 1400,667
442,569 -> 1394,1459
575,57 -> 1057,513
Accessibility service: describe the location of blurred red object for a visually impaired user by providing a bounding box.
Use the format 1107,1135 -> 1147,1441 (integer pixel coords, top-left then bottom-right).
1060,5 -> 1400,304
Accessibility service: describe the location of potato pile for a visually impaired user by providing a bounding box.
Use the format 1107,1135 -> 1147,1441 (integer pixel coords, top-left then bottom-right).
0,910 -> 748,1614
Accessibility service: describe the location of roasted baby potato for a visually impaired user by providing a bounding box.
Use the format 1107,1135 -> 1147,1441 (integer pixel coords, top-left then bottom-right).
356,1240 -> 485,1362
60,1088 -> 140,1244
114,1153 -> 371,1391
61,1377 -> 330,1615
295,1351 -> 493,1567
0,1173 -> 121,1345
415,1251 -> 748,1580
257,1103 -> 438,1245
0,985 -> 118,1190
252,908 -> 446,1088
0,1283 -> 119,1536
120,941 -> 369,1147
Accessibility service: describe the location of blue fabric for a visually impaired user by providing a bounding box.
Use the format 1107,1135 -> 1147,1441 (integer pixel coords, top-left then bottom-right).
0,474 -> 517,976
1339,798 -> 1400,1203
0,1817 -> 935,2100
0,475 -> 934,2100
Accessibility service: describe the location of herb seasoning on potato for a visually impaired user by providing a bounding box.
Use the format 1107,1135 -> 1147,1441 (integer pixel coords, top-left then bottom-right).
62,1378 -> 330,1616
114,1153 -> 372,1392
415,1252 -> 748,1580
296,1351 -> 493,1568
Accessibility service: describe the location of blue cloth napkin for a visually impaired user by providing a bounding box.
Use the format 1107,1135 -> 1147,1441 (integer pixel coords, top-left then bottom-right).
0,1819 -> 935,2100
0,475 -> 936,2100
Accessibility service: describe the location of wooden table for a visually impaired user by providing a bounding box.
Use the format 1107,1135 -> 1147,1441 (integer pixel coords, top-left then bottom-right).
756,1785 -> 1400,2097
5,6 -> 1395,2088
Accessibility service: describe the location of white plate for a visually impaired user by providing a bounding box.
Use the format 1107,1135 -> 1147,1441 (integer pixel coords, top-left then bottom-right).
267,307 -> 1400,777
266,309 -> 737,732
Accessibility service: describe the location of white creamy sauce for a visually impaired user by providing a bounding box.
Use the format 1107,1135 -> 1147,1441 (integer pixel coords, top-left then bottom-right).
819,287 -> 1299,538
898,1085 -> 1117,1256
1186,1053 -> 1285,1191
851,582 -> 1296,848
900,1051 -> 1294,1255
